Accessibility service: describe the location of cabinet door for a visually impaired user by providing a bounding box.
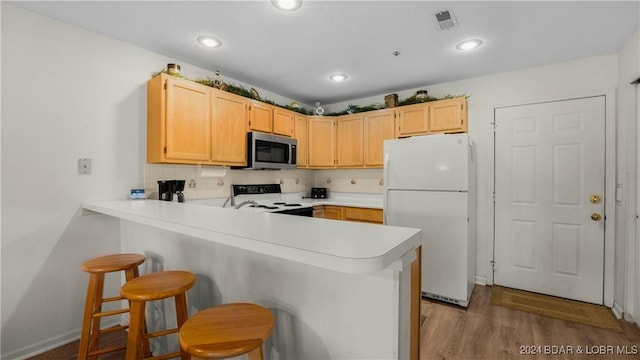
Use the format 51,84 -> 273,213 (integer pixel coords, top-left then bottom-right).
211,90 -> 247,165
343,207 -> 383,224
430,97 -> 467,133
273,108 -> 294,137
248,100 -> 273,133
364,109 -> 395,167
308,117 -> 336,168
323,206 -> 343,220
165,77 -> 211,161
396,103 -> 430,137
294,114 -> 308,167
337,114 -> 364,167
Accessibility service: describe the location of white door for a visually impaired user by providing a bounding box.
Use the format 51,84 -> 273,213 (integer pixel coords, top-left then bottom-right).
494,96 -> 605,304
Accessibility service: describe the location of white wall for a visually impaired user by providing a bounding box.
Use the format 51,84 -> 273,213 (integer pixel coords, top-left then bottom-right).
0,3 -> 307,358
326,54 -> 620,288
616,28 -> 639,324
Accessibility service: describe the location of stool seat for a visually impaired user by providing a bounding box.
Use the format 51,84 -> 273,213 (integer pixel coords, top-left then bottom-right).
82,253 -> 145,273
121,270 -> 196,360
78,253 -> 146,360
121,270 -> 195,301
179,303 -> 275,359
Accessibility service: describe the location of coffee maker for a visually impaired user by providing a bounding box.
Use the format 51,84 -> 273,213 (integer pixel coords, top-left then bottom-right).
157,180 -> 185,202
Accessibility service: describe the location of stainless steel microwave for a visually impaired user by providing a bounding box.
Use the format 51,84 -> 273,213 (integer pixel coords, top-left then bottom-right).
239,132 -> 297,170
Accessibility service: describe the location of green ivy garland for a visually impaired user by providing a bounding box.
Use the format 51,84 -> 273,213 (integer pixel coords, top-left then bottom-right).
153,70 -> 466,117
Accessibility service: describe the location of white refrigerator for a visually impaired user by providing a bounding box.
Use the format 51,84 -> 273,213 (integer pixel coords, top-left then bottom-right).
383,133 -> 476,307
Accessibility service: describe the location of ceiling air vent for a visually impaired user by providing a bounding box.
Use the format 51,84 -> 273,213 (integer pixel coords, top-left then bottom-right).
435,10 -> 457,30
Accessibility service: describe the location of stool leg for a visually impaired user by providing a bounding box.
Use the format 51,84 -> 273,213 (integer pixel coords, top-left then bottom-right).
78,273 -> 105,360
126,300 -> 146,360
174,293 -> 190,360
123,267 -> 151,357
248,346 -> 264,360
78,273 -> 99,360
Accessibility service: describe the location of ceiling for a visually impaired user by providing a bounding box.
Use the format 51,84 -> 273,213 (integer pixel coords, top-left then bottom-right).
11,1 -> 640,105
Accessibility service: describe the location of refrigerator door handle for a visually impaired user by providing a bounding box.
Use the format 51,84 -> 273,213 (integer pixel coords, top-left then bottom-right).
383,191 -> 388,225
383,153 -> 389,189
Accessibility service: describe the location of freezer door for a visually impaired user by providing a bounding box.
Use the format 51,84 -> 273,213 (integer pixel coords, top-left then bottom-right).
385,190 -> 471,303
384,134 -> 469,191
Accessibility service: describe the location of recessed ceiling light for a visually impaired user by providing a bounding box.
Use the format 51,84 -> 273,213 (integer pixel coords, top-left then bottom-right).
197,35 -> 222,48
272,0 -> 302,11
329,73 -> 348,82
456,39 -> 482,51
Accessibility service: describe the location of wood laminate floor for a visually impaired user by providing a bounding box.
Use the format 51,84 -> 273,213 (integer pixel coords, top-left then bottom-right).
29,286 -> 640,360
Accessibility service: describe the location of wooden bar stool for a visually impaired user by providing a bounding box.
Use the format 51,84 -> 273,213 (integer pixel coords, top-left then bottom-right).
121,270 -> 196,360
178,303 -> 275,360
78,253 -> 146,360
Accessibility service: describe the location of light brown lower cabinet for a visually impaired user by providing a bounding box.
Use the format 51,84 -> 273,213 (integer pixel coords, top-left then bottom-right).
312,205 -> 382,224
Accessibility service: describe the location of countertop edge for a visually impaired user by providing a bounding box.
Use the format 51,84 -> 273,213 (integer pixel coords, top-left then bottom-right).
82,201 -> 420,275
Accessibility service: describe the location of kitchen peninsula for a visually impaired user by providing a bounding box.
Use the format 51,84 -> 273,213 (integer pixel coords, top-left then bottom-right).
82,200 -> 421,359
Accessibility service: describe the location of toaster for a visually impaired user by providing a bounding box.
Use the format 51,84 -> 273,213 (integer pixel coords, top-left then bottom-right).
311,187 -> 328,199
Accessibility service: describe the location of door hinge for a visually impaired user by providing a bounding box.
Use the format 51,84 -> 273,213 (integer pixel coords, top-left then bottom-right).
164,83 -> 167,90
492,192 -> 496,203
490,260 -> 496,273
491,121 -> 497,132
248,120 -> 251,126
164,146 -> 167,154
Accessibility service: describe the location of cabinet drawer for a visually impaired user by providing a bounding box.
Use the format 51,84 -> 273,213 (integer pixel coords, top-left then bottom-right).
343,207 -> 383,224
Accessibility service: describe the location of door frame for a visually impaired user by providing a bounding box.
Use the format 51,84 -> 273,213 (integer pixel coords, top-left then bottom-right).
488,90 -> 616,307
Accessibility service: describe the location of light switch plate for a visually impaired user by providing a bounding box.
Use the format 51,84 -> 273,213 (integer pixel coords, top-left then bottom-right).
78,158 -> 91,175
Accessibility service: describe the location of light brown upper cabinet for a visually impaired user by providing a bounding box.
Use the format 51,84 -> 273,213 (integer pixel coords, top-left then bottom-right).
147,74 -> 247,166
396,102 -> 430,137
364,109 -> 396,167
147,74 -> 211,163
210,90 -> 247,165
336,114 -> 364,168
429,97 -> 467,133
247,100 -> 273,133
308,116 -> 336,168
293,114 -> 308,167
273,108 -> 295,137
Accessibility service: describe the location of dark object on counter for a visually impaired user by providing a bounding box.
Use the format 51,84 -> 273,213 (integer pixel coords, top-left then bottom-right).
311,187 -> 328,199
158,180 -> 185,202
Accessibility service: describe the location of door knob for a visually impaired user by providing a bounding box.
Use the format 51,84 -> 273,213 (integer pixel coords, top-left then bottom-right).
590,194 -> 602,204
591,213 -> 602,221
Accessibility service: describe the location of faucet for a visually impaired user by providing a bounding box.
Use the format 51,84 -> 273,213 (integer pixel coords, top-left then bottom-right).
234,200 -> 258,209
222,185 -> 237,208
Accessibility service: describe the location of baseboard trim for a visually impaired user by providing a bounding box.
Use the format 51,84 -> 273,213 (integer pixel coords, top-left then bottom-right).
612,300 -> 624,319
475,276 -> 488,286
1,318 -> 120,360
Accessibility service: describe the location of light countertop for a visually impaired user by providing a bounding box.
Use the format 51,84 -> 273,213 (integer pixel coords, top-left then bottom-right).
82,199 -> 420,274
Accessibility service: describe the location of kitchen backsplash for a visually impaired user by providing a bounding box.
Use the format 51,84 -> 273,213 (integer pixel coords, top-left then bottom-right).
144,164 -> 383,200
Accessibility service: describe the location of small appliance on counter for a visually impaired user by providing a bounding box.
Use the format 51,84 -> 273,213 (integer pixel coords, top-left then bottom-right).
310,187 -> 328,199
158,180 -> 185,202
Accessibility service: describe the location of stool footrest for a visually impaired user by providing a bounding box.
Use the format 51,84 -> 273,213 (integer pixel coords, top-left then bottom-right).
146,351 -> 180,360
99,324 -> 128,334
87,344 -> 127,357
144,328 -> 178,339
102,295 -> 124,302
93,308 -> 129,318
